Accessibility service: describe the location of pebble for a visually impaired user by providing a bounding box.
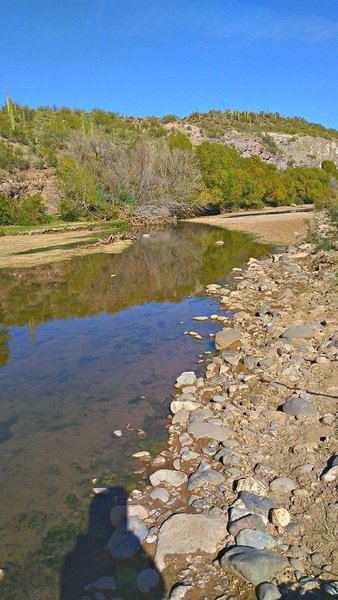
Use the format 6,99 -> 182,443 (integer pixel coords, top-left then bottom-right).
270,508 -> 291,528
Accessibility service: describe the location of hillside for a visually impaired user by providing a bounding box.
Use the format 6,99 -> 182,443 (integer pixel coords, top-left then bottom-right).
0,101 -> 337,222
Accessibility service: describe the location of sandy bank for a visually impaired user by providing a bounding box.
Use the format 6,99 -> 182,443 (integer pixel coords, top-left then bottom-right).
0,229 -> 133,269
186,206 -> 314,245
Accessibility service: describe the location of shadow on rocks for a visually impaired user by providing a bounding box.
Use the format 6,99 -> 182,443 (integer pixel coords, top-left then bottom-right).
60,486 -> 165,600
277,578 -> 338,599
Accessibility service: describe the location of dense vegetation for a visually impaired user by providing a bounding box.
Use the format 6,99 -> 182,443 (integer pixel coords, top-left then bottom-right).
0,99 -> 337,225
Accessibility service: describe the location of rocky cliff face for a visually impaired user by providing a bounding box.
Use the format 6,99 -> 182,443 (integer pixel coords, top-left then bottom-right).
164,123 -> 338,169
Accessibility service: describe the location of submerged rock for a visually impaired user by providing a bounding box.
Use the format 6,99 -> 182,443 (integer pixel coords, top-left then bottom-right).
155,513 -> 228,570
137,568 -> 160,593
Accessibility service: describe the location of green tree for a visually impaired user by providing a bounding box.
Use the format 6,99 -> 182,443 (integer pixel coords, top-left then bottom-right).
56,156 -> 103,218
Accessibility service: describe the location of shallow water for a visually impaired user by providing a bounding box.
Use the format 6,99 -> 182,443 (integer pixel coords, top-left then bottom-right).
0,222 -> 270,599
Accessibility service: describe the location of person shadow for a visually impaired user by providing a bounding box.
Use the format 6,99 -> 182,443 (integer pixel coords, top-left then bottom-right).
60,486 -> 165,600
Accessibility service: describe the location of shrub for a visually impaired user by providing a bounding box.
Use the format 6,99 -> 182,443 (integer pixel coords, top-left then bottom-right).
168,132 -> 192,152
0,195 -> 14,225
321,160 -> 338,179
261,133 -> 279,155
0,194 -> 49,225
15,194 -> 50,225
0,140 -> 29,172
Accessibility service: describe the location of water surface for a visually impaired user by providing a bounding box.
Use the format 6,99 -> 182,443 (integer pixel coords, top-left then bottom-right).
0,222 -> 270,598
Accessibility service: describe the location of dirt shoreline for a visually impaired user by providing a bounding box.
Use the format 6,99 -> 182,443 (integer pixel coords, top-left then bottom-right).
186,206 -> 315,245
0,229 -> 133,269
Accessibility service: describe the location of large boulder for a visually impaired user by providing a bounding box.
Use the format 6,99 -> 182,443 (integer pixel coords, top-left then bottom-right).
220,545 -> 288,584
215,328 -> 243,351
155,513 -> 228,571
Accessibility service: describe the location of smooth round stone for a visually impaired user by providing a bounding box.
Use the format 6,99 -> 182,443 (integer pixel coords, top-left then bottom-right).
137,568 -> 160,593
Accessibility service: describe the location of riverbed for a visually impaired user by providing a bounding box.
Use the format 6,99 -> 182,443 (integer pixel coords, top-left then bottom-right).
0,222 -> 270,599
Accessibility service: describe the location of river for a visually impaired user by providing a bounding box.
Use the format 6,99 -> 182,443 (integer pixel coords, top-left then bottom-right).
0,222 -> 270,599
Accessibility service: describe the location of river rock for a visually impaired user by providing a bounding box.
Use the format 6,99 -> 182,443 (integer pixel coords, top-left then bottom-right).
229,513 -> 266,537
172,408 -> 190,424
236,528 -> 277,550
149,469 -> 188,487
150,487 -> 169,502
108,516 -> 149,559
236,477 -> 268,496
170,400 -> 201,414
282,397 -> 317,417
215,328 -> 243,350
155,513 -> 228,570
238,492 -> 274,517
176,372 -> 197,388
220,546 -> 288,584
270,477 -> 296,493
188,465 -> 226,490
281,325 -> 314,339
169,585 -> 193,599
137,568 -> 160,593
255,582 -> 281,600
187,421 -> 233,441
270,508 -> 291,528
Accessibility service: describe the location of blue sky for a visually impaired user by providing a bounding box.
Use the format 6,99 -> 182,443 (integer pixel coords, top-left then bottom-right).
0,0 -> 337,128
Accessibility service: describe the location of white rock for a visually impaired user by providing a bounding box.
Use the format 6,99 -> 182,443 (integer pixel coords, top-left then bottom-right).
170,400 -> 201,414
132,451 -> 150,459
176,372 -> 197,388
271,508 -> 291,528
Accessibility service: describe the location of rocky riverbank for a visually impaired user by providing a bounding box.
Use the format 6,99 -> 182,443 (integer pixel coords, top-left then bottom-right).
84,218 -> 337,600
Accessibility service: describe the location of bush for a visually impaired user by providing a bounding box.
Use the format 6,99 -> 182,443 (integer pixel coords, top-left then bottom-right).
58,197 -> 83,221
322,160 -> 338,179
0,195 -> 14,225
15,194 -> 50,225
0,140 -> 29,172
168,132 -> 192,152
0,194 -> 49,225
